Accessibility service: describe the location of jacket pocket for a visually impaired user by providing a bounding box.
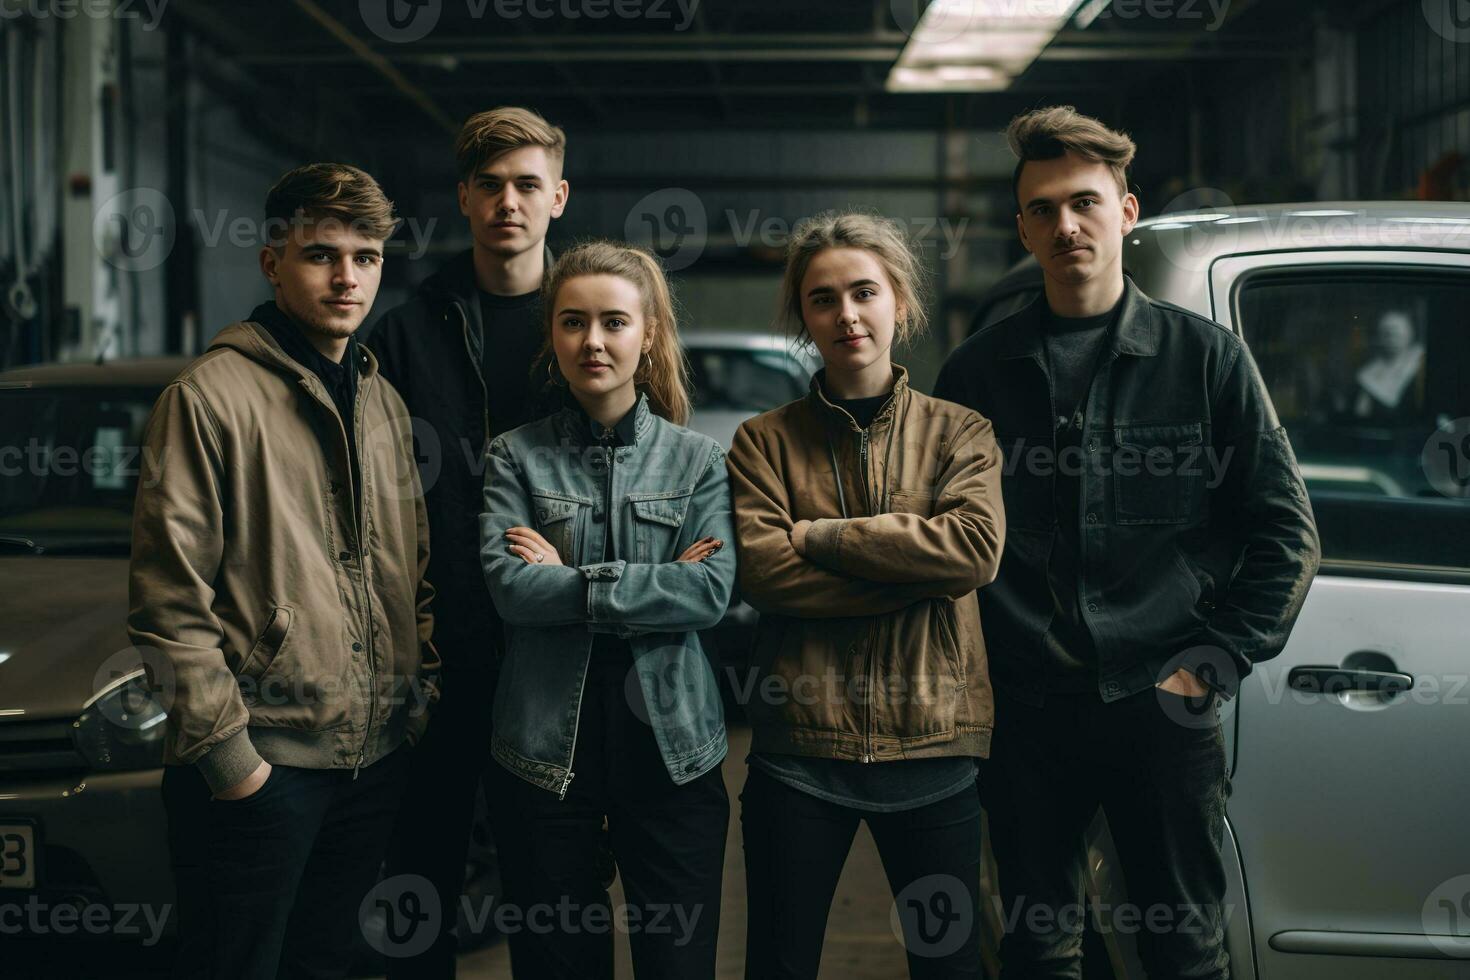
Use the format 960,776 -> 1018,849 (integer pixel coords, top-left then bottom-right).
629,488 -> 694,563
888,488 -> 934,517
1112,422 -> 1205,526
236,605 -> 293,680
530,491 -> 582,564
933,599 -> 966,685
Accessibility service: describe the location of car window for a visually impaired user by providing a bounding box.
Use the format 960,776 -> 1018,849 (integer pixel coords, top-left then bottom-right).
686,348 -> 808,413
1236,269 -> 1470,571
0,387 -> 160,549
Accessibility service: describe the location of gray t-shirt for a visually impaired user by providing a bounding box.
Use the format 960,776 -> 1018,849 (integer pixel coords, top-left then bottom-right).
1038,299 -> 1119,692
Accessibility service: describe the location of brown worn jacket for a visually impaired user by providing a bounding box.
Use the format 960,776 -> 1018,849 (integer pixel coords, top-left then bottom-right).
128,320 -> 439,795
727,366 -> 1005,762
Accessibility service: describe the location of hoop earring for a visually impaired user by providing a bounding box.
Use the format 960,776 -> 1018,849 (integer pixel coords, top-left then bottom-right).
546,358 -> 567,387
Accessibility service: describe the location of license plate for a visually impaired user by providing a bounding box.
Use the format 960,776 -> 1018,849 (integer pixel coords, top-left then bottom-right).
0,823 -> 36,889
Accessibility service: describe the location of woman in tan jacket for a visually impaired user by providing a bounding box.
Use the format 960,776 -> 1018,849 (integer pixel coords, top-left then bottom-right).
727,211 -> 1006,980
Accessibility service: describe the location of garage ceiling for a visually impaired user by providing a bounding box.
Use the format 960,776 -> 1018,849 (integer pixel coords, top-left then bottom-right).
167,0 -> 1306,134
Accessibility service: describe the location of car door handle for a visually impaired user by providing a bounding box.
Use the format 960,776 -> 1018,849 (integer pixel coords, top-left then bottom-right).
1288,666 -> 1414,695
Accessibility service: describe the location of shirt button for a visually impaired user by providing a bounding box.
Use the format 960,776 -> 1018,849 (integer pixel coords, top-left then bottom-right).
352,642 -> 363,652
1056,415 -> 1068,428
1086,513 -> 1099,524
1087,602 -> 1100,613
1087,440 -> 1099,452
339,550 -> 352,562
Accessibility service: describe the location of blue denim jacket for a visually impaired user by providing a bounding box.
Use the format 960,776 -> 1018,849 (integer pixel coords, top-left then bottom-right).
479,394 -> 735,797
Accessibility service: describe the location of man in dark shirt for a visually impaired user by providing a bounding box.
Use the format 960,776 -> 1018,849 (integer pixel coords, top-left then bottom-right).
935,107 -> 1318,980
364,106 -> 569,978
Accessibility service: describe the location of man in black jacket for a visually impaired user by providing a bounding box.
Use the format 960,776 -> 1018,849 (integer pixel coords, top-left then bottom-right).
363,105 -> 568,978
934,106 -> 1320,979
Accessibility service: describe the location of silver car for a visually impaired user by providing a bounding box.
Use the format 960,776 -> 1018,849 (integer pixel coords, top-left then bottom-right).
968,201 -> 1470,978
682,329 -> 821,450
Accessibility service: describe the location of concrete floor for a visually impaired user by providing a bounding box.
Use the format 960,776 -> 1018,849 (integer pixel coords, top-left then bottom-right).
453,724 -> 915,980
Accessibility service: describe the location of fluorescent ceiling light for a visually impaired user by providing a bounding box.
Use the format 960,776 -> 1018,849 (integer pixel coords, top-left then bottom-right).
887,0 -> 1086,93
1154,213 -> 1231,223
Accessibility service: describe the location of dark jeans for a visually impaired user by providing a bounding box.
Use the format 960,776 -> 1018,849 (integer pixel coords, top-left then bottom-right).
161,743 -> 411,980
499,647 -> 729,980
741,766 -> 985,980
382,661 -> 536,979
981,686 -> 1231,980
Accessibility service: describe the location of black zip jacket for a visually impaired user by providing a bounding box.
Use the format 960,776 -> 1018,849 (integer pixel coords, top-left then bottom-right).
361,248 -> 558,672
934,277 -> 1321,702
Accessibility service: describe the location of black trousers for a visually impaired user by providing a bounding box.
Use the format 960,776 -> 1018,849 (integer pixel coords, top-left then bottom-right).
499,649 -> 729,980
161,744 -> 411,980
981,686 -> 1232,980
382,659 -> 538,979
741,766 -> 985,980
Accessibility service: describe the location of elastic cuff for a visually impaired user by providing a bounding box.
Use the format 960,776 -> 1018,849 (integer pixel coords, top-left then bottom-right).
801,519 -> 843,562
196,728 -> 264,797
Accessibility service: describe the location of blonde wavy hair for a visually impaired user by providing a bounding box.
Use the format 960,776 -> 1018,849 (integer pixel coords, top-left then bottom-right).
775,210 -> 929,349
541,241 -> 692,427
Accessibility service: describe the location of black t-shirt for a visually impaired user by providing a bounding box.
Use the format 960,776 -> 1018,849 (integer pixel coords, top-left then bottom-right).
479,289 -> 546,438
1038,299 -> 1120,691
830,392 -> 893,430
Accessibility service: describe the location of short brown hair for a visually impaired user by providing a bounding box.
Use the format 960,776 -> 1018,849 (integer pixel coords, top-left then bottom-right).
455,106 -> 567,181
263,162 -> 397,246
1006,106 -> 1136,209
776,211 -> 929,348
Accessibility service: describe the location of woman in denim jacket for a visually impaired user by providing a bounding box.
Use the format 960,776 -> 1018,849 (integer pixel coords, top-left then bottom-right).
479,241 -> 735,979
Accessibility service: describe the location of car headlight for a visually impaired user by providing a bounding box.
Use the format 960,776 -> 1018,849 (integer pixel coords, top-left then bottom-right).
73,671 -> 167,771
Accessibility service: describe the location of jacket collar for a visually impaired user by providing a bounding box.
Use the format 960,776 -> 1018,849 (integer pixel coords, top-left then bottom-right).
208,319 -> 379,387
555,391 -> 653,447
423,244 -> 557,312
808,364 -> 910,432
997,275 -> 1160,361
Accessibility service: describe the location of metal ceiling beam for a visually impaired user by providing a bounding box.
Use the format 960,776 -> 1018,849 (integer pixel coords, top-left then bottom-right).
235,46 -> 906,65
288,0 -> 458,135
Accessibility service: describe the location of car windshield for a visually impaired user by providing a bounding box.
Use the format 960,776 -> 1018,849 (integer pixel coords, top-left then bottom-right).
0,386 -> 161,553
686,347 -> 808,413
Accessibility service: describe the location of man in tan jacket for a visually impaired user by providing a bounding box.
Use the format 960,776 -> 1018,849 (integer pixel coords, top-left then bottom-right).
128,163 -> 439,980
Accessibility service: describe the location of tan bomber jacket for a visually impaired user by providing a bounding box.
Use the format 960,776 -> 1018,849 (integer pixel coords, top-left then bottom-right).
727,366 -> 1006,762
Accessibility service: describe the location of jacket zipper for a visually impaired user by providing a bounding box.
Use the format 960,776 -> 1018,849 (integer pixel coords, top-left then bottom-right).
457,302 -> 492,451
560,427 -> 616,798
559,656 -> 588,800
351,375 -> 378,779
858,426 -> 877,763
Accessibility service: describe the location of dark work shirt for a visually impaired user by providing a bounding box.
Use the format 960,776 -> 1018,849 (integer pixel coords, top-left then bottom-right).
1039,299 -> 1120,690
750,382 -> 977,811
250,301 -> 362,510
480,289 -> 547,438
